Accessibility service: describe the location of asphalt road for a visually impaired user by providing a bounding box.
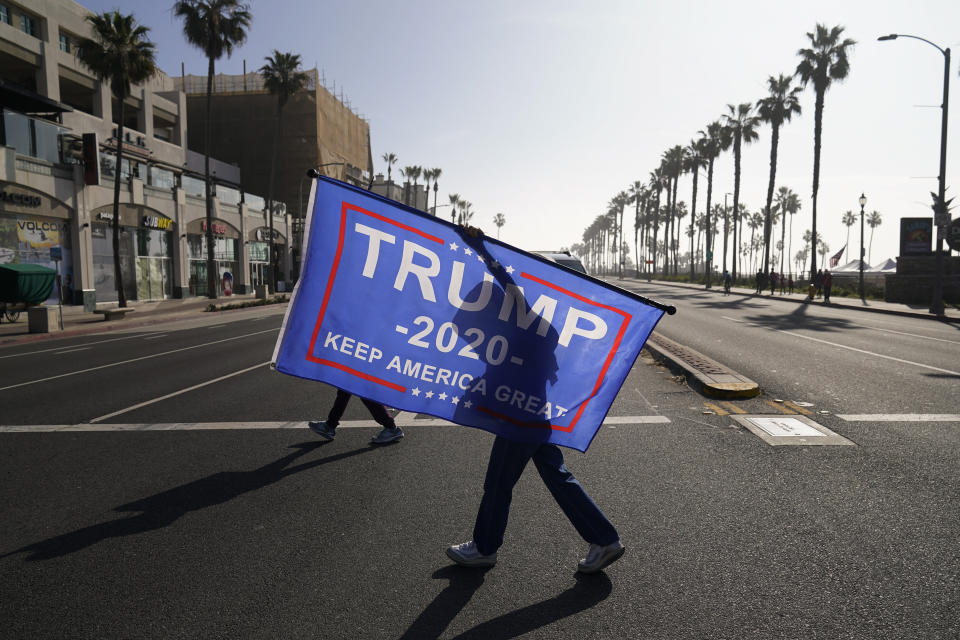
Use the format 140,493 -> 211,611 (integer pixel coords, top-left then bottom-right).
1,301 -> 957,639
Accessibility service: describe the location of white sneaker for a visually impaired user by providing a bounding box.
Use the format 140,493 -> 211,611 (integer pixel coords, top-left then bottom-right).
446,541 -> 497,568
577,540 -> 625,574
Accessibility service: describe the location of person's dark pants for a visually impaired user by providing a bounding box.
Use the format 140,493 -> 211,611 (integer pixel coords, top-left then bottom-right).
473,436 -> 619,556
326,389 -> 395,429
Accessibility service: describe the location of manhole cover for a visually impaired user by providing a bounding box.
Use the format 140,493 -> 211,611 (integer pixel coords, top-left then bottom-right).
732,415 -> 855,446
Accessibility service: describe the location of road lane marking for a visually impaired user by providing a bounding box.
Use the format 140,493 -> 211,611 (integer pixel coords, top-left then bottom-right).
0,415 -> 673,433
144,334 -> 168,340
837,414 -> 960,422
703,402 -> 729,415
774,330 -> 960,376
0,328 -> 279,393
207,324 -> 226,329
719,401 -> 747,414
0,331 -> 167,359
88,361 -> 271,423
783,401 -> 813,416
763,400 -> 796,414
846,323 -> 960,345
53,347 -> 91,355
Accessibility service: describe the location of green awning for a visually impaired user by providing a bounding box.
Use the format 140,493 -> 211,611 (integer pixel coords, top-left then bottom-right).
0,263 -> 57,304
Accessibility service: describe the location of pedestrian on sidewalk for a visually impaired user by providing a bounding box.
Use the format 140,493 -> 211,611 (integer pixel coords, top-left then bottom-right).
823,270 -> 833,304
814,269 -> 824,298
769,271 -> 778,296
787,275 -> 794,294
755,269 -> 764,294
308,389 -> 403,444
722,269 -> 731,295
779,272 -> 786,295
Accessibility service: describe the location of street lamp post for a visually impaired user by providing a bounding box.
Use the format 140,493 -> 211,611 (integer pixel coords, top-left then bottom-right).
858,193 -> 867,299
878,33 -> 951,316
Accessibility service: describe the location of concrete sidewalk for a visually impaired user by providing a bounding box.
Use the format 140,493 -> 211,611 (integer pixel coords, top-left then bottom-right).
614,276 -> 960,323
0,293 -> 284,346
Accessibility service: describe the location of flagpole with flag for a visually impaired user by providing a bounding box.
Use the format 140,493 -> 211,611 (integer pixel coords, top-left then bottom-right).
829,244 -> 846,269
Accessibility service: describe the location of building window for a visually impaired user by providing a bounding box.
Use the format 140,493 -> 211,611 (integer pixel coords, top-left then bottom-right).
0,5 -> 10,25
20,14 -> 38,37
59,33 -> 70,53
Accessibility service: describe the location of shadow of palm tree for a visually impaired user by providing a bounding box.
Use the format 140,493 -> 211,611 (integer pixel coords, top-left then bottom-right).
3,441 -> 373,561
398,567 -> 612,640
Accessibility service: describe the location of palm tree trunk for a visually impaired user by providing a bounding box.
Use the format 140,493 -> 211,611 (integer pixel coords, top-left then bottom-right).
779,207 -> 787,276
113,100 -> 127,307
810,91 -> 825,280
267,103 -> 282,293
671,176 -> 679,274
204,56 -> 216,299
732,134 -> 742,281
689,167 -> 699,280
763,123 -> 780,274
705,161 -> 714,287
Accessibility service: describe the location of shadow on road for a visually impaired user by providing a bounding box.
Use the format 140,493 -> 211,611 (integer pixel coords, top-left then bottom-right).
738,300 -> 862,333
2,441 -> 373,561
398,568 -> 612,640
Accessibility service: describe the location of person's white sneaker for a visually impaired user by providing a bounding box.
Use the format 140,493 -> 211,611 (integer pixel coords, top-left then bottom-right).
577,540 -> 625,574
446,541 -> 497,568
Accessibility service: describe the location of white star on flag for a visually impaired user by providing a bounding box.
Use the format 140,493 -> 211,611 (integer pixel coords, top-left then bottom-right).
464,248 -> 473,256
425,390 -> 434,398
505,265 -> 515,274
438,392 -> 448,400
411,387 -> 421,396
449,242 -> 459,251
451,396 -> 460,404
463,400 -> 473,409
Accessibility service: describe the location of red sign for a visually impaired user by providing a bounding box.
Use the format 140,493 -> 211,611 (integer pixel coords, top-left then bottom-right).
201,220 -> 227,235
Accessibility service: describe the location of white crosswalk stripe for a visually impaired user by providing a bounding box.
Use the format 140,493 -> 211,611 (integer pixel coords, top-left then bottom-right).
0,415 -> 671,433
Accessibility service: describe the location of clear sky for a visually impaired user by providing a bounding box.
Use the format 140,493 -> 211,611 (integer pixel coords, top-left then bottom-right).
85,0 -> 960,269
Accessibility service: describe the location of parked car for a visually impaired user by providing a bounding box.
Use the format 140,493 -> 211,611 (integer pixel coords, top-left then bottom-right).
532,250 -> 588,275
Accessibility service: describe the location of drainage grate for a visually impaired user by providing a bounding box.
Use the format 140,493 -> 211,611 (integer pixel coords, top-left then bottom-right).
731,415 -> 855,446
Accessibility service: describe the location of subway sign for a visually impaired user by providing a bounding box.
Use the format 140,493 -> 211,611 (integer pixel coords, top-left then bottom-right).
143,215 -> 173,230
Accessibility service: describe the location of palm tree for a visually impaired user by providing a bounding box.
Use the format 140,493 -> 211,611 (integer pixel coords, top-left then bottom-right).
757,74 -> 802,274
425,167 -> 442,214
493,212 -> 506,239
723,102 -> 761,281
610,191 -> 629,278
628,181 -> 645,277
867,210 -> 882,264
401,166 -> 420,206
685,139 -> 707,280
775,186 -> 802,277
796,23 -> 856,280
77,11 -> 157,307
841,209 -> 856,258
458,201 -> 473,226
381,152 -> 398,182
174,0 -> 252,299
648,168 -> 665,274
448,193 -> 461,224
818,241 -> 831,269
661,147 -> 685,274
261,50 -> 308,293
699,121 -> 730,286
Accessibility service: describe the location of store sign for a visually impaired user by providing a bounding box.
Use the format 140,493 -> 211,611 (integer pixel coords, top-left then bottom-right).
255,227 -> 281,241
0,189 -> 43,208
17,218 -> 63,248
900,218 -> 932,256
143,214 -> 173,230
201,220 -> 228,235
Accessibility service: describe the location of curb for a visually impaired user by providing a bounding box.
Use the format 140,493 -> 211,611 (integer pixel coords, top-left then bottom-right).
645,332 -> 760,399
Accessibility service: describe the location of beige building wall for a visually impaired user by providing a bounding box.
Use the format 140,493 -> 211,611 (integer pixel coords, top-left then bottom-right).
179,69 -> 371,222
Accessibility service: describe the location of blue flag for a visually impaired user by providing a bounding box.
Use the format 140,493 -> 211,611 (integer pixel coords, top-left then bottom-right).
272,177 -> 671,452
